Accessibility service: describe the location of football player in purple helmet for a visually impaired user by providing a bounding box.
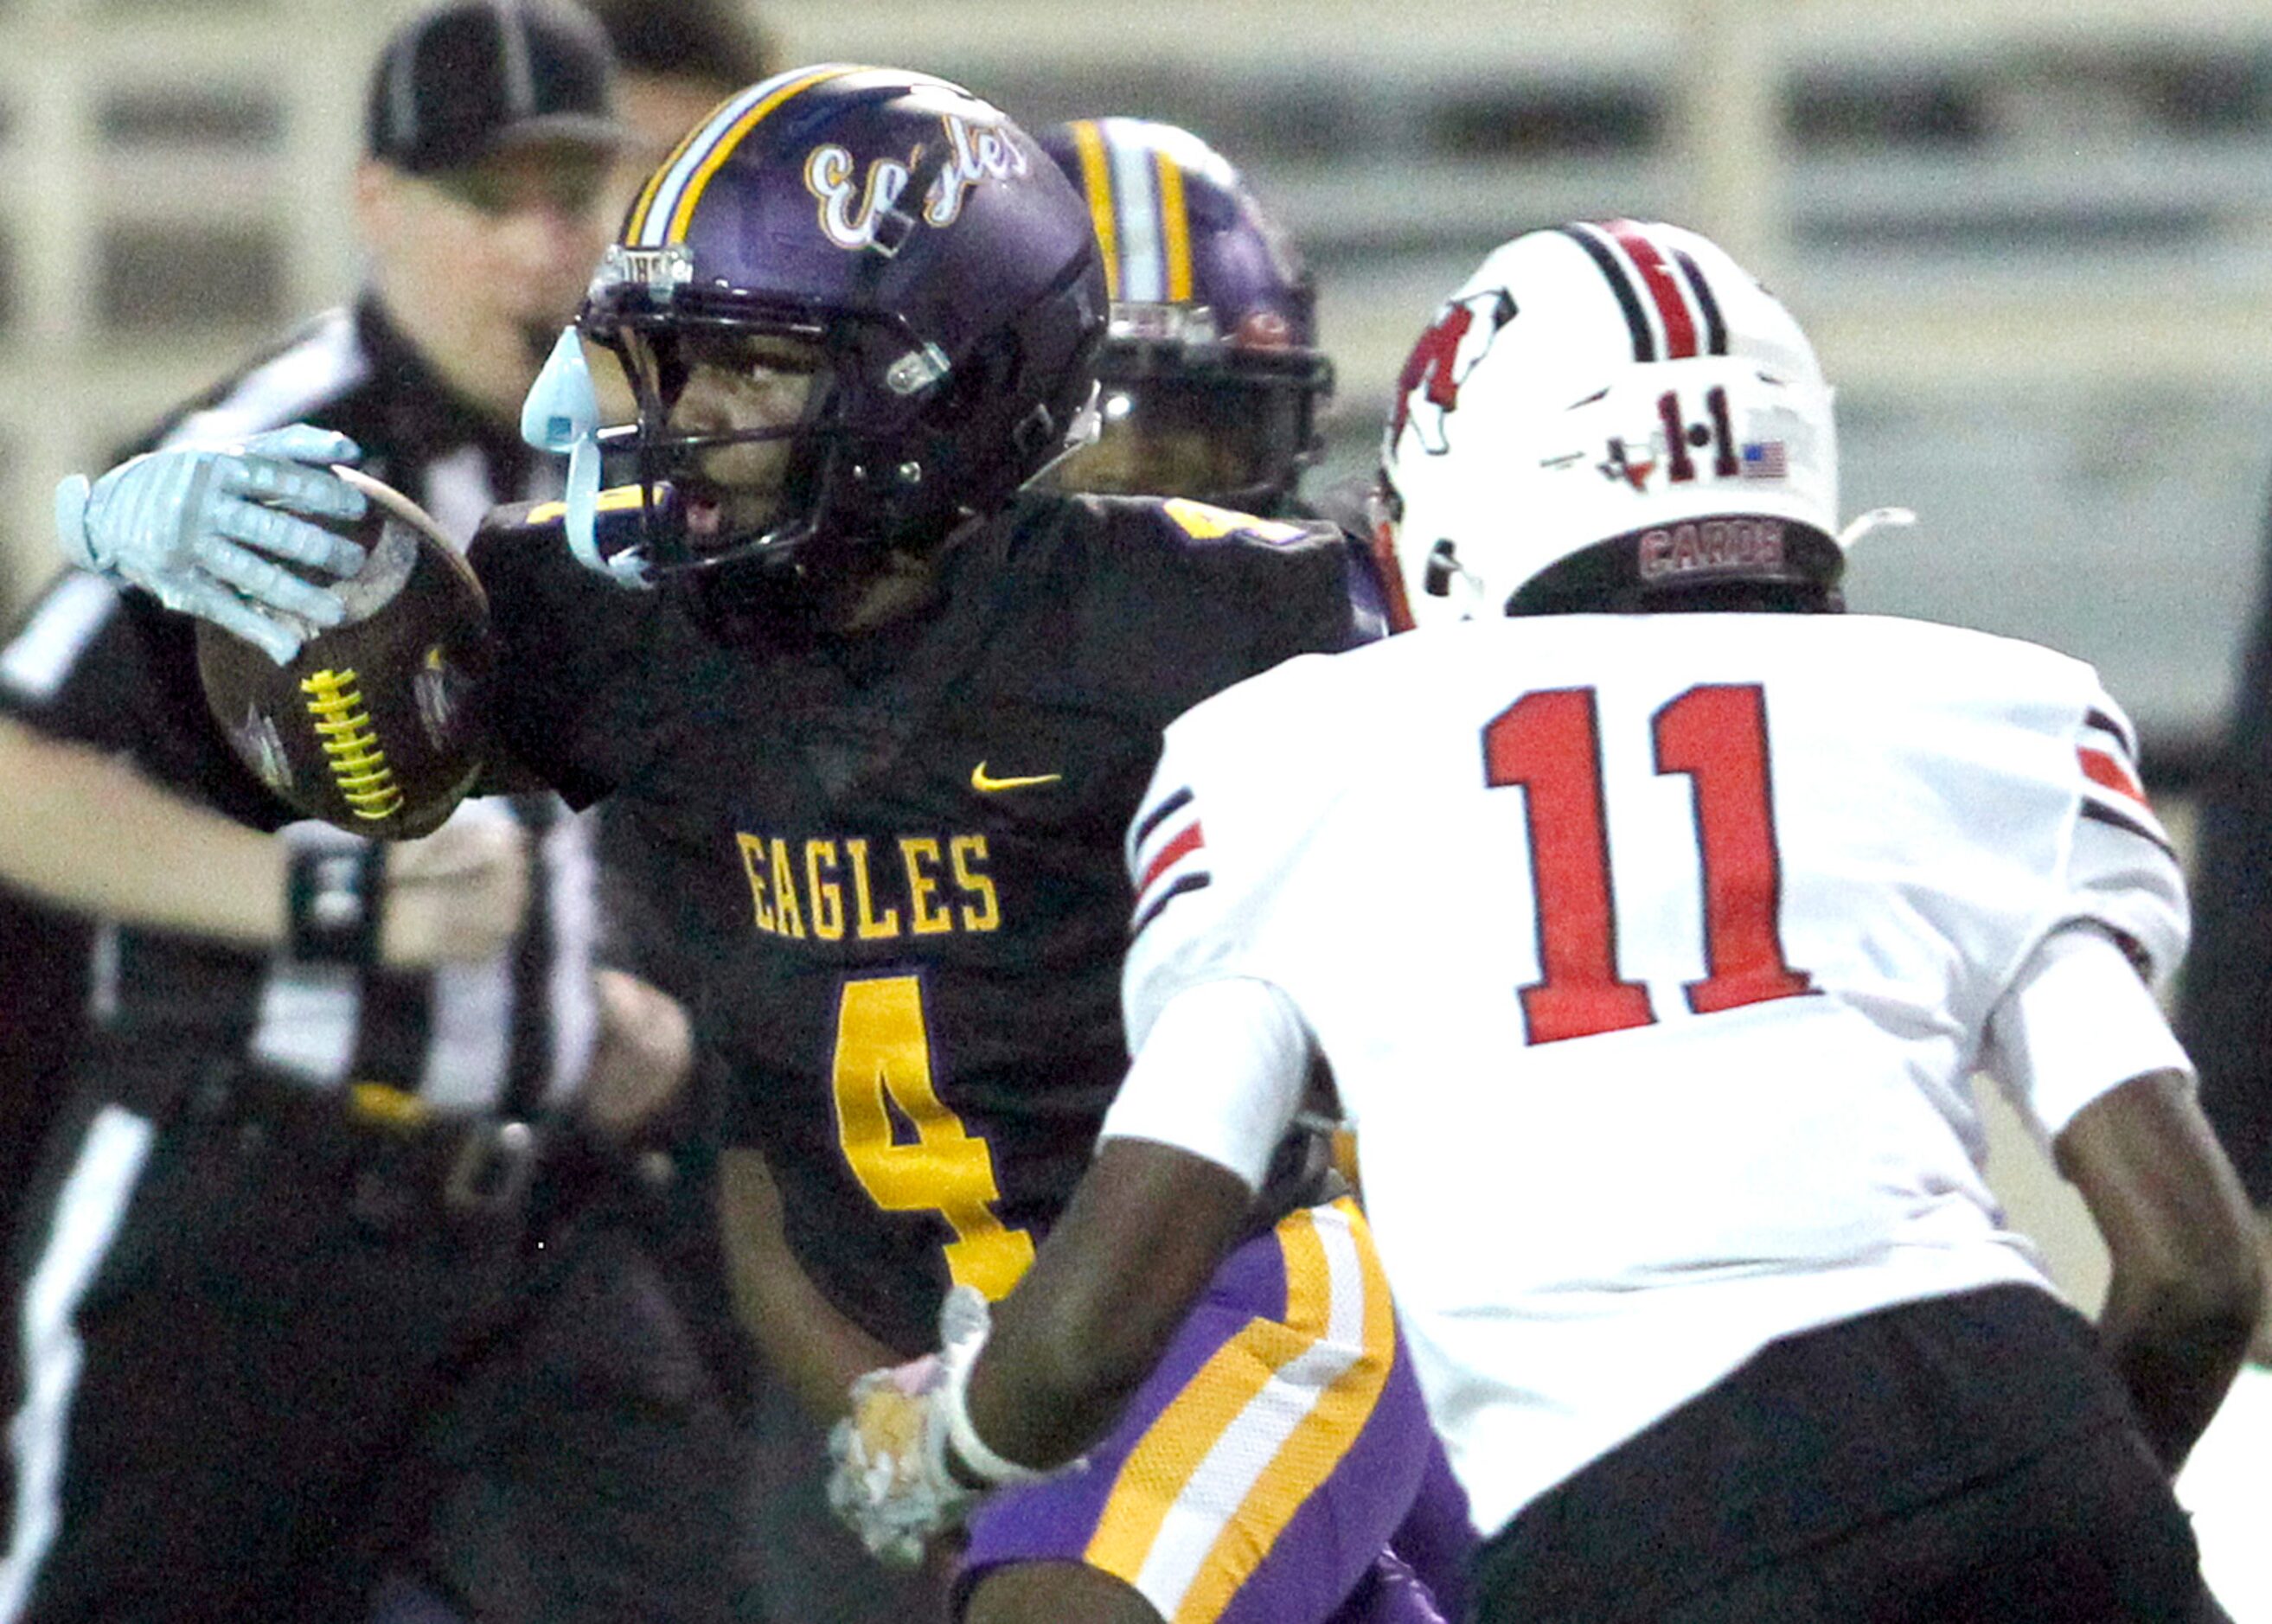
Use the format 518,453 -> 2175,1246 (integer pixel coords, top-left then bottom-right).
522,67 -> 1109,643
1033,117 -> 1333,516
60,65 -> 1449,1624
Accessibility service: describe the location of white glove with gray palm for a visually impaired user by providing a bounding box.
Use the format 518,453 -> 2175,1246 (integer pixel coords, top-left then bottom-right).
53,425 -> 371,665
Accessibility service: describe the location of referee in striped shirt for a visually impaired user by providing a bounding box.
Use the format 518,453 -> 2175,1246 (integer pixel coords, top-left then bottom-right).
0,5 -> 744,1621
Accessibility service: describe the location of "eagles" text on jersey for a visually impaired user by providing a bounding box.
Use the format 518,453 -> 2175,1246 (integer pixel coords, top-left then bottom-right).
736,830 -> 1002,941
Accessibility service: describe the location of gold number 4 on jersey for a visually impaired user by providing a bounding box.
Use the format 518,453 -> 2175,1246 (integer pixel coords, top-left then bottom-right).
831,974 -> 1036,1298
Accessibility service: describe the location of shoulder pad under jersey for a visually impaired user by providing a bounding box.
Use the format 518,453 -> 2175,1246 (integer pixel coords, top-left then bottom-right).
1014,491 -> 1379,677
1136,494 -> 1343,559
1136,496 -> 1379,651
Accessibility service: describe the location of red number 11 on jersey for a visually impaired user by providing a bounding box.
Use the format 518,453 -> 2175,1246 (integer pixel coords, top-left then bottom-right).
1484,682 -> 1815,1045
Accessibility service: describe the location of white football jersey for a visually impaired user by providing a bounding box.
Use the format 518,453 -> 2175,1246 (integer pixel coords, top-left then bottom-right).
1119,613 -> 2188,1539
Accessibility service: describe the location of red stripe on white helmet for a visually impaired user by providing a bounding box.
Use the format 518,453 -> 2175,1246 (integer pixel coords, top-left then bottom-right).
1601,219 -> 1701,360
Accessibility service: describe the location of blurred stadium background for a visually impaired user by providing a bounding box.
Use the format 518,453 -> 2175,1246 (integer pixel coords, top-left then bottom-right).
3,0 -> 2263,1255
3,0 -> 2269,786
2,0 -> 2265,1608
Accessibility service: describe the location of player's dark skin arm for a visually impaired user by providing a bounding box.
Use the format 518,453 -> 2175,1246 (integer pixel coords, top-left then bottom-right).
2054,1066 -> 2265,1472
716,1146 -> 902,1421
963,1138 -> 1252,1470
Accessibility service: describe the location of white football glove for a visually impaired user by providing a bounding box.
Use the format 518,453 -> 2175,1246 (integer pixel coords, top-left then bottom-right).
54,425 -> 370,666
827,1352 -> 963,1569
824,1285 -> 1048,1569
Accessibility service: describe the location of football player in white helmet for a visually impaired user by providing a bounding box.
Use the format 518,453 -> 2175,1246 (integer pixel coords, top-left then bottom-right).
1373,218 -> 1846,626
824,219 -> 2262,1623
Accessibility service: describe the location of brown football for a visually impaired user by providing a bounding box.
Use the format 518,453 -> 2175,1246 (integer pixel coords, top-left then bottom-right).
196,465 -> 496,841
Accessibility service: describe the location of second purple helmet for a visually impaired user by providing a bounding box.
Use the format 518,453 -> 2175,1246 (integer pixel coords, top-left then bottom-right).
1034,118 -> 1332,513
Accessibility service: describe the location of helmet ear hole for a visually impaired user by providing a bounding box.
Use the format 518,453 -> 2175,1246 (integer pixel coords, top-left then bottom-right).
1423,540 -> 1460,598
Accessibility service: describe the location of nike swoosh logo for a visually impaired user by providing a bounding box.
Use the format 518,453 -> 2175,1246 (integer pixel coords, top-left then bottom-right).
972,762 -> 1063,793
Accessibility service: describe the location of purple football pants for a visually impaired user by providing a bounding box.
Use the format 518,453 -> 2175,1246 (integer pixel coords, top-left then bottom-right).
958,1198 -> 1471,1623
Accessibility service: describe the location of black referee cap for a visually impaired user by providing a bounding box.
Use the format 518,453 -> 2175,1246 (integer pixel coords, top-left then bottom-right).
365,0 -> 623,176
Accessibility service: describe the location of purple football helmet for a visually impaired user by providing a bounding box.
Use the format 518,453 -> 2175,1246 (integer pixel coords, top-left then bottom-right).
1034,118 -> 1331,512
566,65 -> 1106,617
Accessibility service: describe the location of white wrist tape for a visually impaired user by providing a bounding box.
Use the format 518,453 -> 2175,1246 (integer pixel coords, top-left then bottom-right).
932,1307 -> 1049,1489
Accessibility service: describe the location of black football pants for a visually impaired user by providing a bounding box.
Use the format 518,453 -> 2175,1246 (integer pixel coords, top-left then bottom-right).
1471,1284 -> 2225,1623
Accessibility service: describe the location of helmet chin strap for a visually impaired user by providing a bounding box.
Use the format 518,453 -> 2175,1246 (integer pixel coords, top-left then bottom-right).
1019,381 -> 1103,490
521,327 -> 652,589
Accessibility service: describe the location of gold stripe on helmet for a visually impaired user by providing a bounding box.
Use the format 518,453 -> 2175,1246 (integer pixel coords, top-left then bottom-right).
1069,119 -> 1119,301
1155,147 -> 1192,303
627,64 -> 862,244
668,64 -> 864,242
625,92 -> 729,240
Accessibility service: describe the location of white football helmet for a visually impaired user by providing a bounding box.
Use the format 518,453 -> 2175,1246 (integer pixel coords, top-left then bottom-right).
1378,219 -> 1841,626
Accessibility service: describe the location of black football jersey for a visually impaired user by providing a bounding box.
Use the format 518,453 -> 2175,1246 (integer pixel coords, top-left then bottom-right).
471,489 -> 1373,1351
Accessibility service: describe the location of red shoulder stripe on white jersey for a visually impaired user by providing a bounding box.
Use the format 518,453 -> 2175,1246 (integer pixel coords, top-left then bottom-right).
1130,785 -> 1210,937
2077,707 -> 2151,810
2072,707 -> 2172,854
1128,784 -> 1194,868
2077,745 -> 2147,808
1138,820 -> 1206,898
